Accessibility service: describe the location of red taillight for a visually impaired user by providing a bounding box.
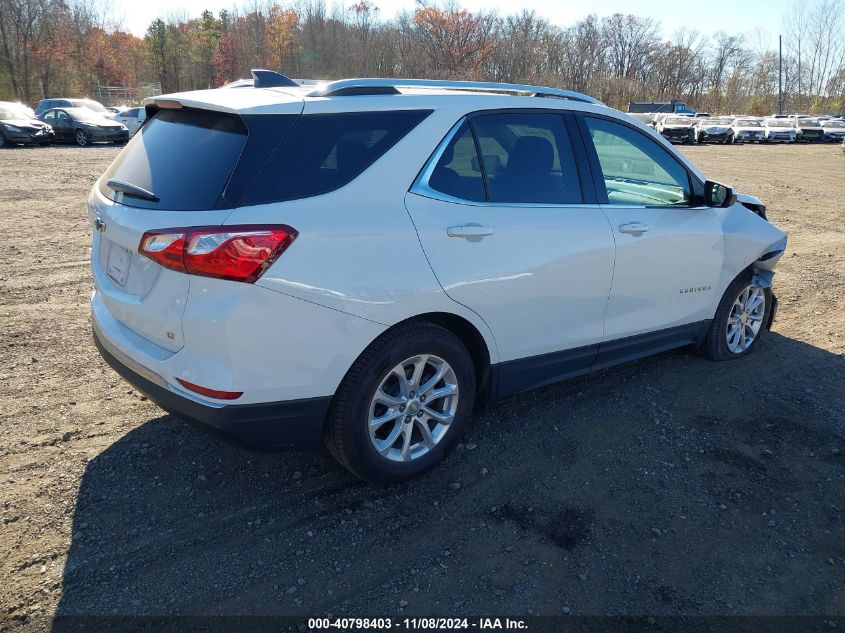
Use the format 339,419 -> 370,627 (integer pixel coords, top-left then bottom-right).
176,378 -> 243,400
139,225 -> 297,283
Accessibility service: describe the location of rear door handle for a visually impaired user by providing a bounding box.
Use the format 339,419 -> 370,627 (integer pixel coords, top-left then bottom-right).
447,225 -> 494,239
618,222 -> 649,235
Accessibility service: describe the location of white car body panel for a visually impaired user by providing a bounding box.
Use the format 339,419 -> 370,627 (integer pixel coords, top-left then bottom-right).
88,81 -> 787,439
405,192 -> 615,362
600,204 -> 723,340
111,108 -> 147,136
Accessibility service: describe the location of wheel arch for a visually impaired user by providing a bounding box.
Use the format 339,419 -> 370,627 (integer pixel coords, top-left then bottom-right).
345,311 -> 496,406
412,312 -> 493,403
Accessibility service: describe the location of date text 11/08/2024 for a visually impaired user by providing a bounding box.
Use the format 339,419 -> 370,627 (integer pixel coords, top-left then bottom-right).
307,618 -> 528,630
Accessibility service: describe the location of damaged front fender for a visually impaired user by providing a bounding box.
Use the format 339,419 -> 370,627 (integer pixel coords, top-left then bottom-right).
711,201 -> 787,315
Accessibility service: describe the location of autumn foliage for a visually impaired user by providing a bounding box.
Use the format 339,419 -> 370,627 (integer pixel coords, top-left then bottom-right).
1,0 -> 843,114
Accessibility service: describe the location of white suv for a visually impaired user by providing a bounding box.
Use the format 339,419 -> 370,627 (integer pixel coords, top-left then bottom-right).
90,72 -> 787,482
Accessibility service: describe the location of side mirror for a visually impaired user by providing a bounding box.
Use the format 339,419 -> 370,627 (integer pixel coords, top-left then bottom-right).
704,180 -> 736,208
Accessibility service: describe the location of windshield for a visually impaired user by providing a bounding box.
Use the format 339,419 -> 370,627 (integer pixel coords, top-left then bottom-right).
767,119 -> 794,128
66,108 -> 109,123
735,119 -> 761,127
0,107 -> 21,120
664,117 -> 691,125
0,104 -> 33,120
73,99 -> 108,113
825,121 -> 845,128
796,119 -> 820,127
703,118 -> 732,125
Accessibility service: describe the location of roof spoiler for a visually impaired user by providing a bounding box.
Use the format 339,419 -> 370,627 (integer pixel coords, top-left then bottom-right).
251,69 -> 298,88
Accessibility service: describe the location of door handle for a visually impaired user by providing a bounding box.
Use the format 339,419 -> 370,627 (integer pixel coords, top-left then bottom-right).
447,225 -> 494,239
618,222 -> 649,235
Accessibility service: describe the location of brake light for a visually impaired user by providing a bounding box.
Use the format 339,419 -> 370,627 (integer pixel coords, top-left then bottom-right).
139,225 -> 297,283
176,378 -> 243,400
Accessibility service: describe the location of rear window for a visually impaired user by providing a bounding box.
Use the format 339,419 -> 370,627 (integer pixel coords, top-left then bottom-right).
241,110 -> 431,205
100,109 -> 248,210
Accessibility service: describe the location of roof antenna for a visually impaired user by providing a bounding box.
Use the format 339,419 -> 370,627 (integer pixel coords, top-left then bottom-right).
251,69 -> 298,88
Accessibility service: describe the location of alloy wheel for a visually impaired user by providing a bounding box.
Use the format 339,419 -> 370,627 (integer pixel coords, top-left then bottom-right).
76,130 -> 88,146
367,354 -> 459,462
726,284 -> 766,353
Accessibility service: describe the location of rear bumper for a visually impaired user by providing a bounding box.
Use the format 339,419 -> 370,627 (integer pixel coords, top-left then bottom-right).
93,325 -> 330,450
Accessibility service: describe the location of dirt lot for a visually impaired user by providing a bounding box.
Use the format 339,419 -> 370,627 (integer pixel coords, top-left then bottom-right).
1,143 -> 843,630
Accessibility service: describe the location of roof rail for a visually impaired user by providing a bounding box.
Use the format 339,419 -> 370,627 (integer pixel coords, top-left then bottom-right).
307,78 -> 604,105
251,69 -> 299,88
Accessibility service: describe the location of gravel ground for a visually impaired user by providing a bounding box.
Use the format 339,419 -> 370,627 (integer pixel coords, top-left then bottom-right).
0,143 -> 843,630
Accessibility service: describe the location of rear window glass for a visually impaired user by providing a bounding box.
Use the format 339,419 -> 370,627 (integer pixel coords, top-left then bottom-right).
100,109 -> 247,210
242,110 -> 431,205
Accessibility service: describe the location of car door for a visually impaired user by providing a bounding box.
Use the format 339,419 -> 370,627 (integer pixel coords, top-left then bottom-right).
405,111 -> 616,397
52,110 -> 72,141
576,114 -> 723,364
41,109 -> 56,134
120,108 -> 141,135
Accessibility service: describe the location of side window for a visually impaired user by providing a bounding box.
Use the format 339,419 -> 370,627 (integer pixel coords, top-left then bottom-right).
43,110 -> 55,121
57,111 -> 70,122
471,113 -> 582,204
427,122 -> 486,202
584,117 -> 691,206
243,110 -> 431,205
123,108 -> 139,118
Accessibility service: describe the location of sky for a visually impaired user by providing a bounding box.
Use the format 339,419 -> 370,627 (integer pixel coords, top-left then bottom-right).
112,0 -> 794,49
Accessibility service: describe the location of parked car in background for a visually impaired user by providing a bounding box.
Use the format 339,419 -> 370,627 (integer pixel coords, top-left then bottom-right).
762,118 -> 797,143
794,118 -> 825,143
34,98 -> 110,117
655,115 -> 697,143
821,119 -> 845,142
730,117 -> 765,143
39,107 -> 128,146
694,117 -> 734,143
106,106 -> 127,116
0,101 -> 54,147
627,112 -> 654,126
111,107 -> 147,137
627,100 -> 696,115
693,112 -> 711,118
89,74 -> 786,482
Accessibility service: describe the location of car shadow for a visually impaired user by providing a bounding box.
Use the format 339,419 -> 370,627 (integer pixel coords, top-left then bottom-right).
52,332 -> 845,625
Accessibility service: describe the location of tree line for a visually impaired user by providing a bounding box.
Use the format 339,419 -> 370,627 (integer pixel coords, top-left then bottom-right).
1,0 -> 844,114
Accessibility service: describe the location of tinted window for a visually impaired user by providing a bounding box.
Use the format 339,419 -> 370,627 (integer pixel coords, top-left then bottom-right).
42,110 -> 55,121
471,113 -> 582,204
427,122 -> 485,202
584,117 -> 691,206
122,108 -> 139,118
243,110 -> 431,205
100,109 -> 247,211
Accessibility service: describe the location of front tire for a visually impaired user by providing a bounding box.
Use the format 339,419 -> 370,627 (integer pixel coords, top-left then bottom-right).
699,272 -> 771,361
325,322 -> 476,483
75,129 -> 89,146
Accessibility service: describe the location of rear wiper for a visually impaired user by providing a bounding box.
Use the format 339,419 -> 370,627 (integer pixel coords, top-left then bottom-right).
107,179 -> 160,203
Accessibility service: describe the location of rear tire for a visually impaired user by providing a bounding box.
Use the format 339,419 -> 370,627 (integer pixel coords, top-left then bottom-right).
699,271 -> 772,361
0,134 -> 8,148
325,322 -> 476,484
